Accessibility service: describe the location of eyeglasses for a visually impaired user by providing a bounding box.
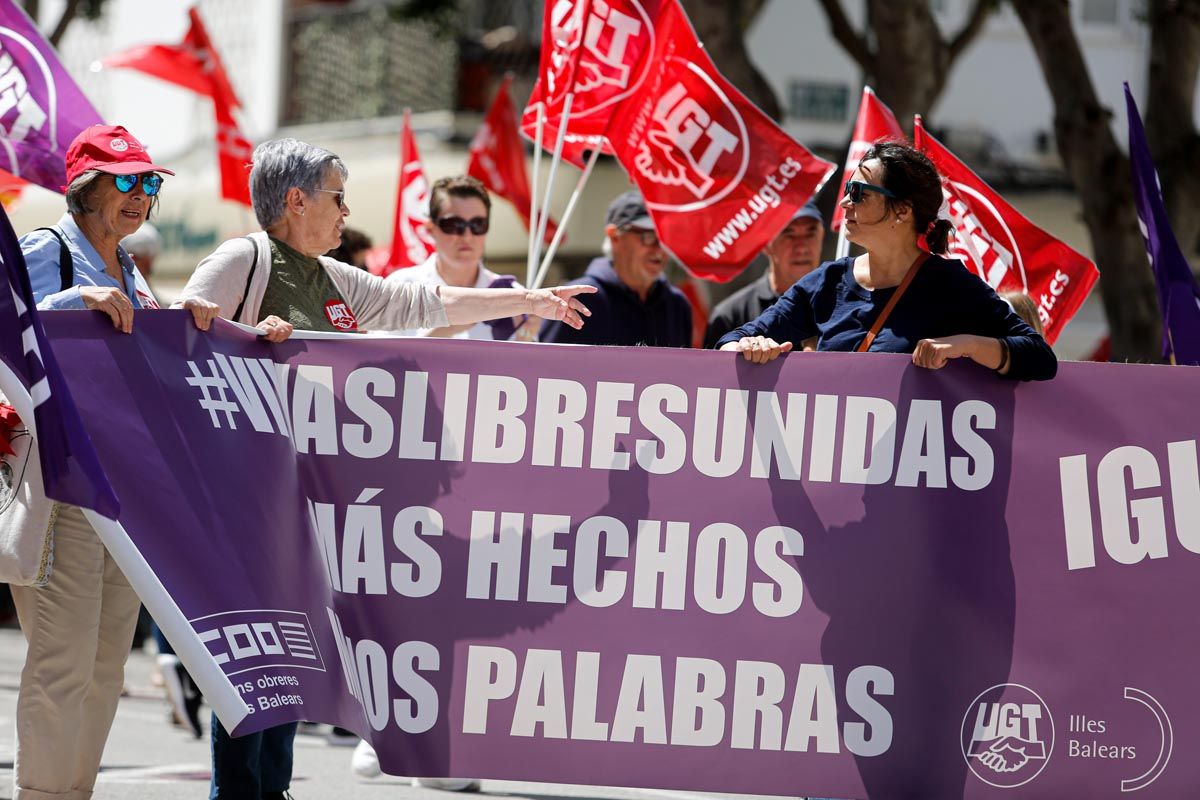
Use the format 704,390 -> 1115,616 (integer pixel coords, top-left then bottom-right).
113,173 -> 163,196
621,226 -> 659,247
843,180 -> 896,204
311,188 -> 346,209
435,215 -> 489,236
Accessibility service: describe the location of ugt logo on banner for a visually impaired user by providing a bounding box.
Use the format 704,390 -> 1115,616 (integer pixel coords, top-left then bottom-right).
961,683 -> 1055,789
634,59 -> 747,209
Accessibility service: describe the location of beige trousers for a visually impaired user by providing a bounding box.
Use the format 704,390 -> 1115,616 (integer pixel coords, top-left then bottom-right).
10,505 -> 141,800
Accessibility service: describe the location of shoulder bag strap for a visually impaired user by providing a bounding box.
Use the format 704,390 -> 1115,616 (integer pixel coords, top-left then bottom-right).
856,252 -> 930,353
232,236 -> 261,323
33,227 -> 73,292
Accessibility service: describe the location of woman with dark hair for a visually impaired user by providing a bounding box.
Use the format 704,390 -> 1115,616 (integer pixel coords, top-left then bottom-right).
715,141 -> 1056,381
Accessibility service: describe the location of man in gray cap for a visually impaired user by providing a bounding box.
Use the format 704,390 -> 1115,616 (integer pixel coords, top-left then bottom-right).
540,190 -> 692,347
703,200 -> 826,348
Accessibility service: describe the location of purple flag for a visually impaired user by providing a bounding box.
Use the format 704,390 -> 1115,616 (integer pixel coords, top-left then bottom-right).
0,203 -> 118,516
0,1 -> 104,192
1125,83 -> 1200,365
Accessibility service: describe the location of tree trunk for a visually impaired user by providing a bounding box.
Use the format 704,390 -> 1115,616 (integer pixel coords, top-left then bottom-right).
1011,0 -> 1161,362
814,0 -> 994,129
1144,0 -> 1200,261
867,0 -> 948,125
680,0 -> 781,121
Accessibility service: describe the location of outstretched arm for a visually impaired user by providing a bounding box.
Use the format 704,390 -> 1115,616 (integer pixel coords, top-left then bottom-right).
438,284 -> 597,330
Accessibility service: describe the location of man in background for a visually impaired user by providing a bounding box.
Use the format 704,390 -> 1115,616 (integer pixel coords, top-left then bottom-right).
703,200 -> 825,348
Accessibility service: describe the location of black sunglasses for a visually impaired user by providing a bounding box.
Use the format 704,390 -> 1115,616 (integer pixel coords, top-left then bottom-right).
843,180 -> 896,204
435,215 -> 489,236
114,173 -> 163,196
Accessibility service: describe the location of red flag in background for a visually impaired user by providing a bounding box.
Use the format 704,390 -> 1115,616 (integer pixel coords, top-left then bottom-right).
103,8 -> 240,110
831,86 -> 905,231
214,102 -> 252,207
468,76 -> 558,244
914,118 -> 1098,344
604,0 -> 834,281
103,7 -> 251,206
384,110 -> 435,275
521,0 -> 660,166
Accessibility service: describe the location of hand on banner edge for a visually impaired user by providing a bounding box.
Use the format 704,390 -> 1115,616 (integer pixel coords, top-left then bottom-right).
255,315 -> 294,342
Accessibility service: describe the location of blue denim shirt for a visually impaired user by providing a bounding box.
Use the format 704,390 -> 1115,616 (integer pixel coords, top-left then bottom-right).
20,213 -> 157,310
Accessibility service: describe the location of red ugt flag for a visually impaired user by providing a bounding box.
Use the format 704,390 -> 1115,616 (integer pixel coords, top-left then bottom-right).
103,7 -> 251,206
605,0 -> 834,281
914,118 -> 1097,344
521,0 -> 662,167
384,110 -> 435,275
831,86 -> 905,232
468,76 -> 558,244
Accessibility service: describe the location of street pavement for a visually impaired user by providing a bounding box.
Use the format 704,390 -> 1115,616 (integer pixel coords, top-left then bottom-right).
0,625 -> 795,800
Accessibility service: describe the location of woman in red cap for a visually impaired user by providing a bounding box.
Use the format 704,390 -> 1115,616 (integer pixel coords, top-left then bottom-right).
7,123 -> 246,800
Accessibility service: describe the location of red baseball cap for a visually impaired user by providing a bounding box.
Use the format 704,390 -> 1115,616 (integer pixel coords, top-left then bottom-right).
65,124 -> 175,185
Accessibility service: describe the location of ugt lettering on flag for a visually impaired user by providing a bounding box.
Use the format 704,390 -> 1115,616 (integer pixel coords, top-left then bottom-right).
521,0 -> 662,167
603,0 -> 834,280
915,117 -> 1097,344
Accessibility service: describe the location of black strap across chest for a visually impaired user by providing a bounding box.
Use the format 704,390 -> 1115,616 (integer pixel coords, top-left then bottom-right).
33,227 -> 73,292
232,236 -> 261,322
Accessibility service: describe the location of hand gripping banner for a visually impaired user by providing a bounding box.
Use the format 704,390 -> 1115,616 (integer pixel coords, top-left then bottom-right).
36,311 -> 1200,798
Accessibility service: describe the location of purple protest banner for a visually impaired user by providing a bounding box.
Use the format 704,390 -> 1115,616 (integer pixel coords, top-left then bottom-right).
0,1 -> 104,192
39,310 -> 1199,799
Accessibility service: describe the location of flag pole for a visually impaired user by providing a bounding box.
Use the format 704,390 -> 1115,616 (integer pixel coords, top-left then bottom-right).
529,0 -> 594,285
526,102 -> 546,286
530,93 -> 576,280
532,145 -> 601,289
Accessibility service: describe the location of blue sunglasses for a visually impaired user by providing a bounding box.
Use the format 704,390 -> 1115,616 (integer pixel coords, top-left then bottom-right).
113,173 -> 163,196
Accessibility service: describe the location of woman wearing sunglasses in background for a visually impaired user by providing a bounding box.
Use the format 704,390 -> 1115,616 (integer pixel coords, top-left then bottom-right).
12,124 -> 218,800
386,174 -> 537,343
715,140 -> 1056,381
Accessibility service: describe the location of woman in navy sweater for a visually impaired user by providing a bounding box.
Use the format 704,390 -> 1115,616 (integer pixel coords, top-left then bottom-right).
715,141 -> 1056,381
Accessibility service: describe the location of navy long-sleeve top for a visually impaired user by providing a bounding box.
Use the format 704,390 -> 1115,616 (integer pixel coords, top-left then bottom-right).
715,255 -> 1057,381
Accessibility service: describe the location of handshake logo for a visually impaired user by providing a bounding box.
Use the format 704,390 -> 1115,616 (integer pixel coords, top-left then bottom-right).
961,683 -> 1054,789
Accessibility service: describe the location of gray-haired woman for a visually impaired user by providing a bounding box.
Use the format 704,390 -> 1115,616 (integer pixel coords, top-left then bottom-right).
173,138 -> 595,800
175,137 -> 594,345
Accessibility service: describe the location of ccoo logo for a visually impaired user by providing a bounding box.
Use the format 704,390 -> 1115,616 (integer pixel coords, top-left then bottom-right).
635,57 -> 748,212
961,683 -> 1055,789
545,0 -> 654,118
